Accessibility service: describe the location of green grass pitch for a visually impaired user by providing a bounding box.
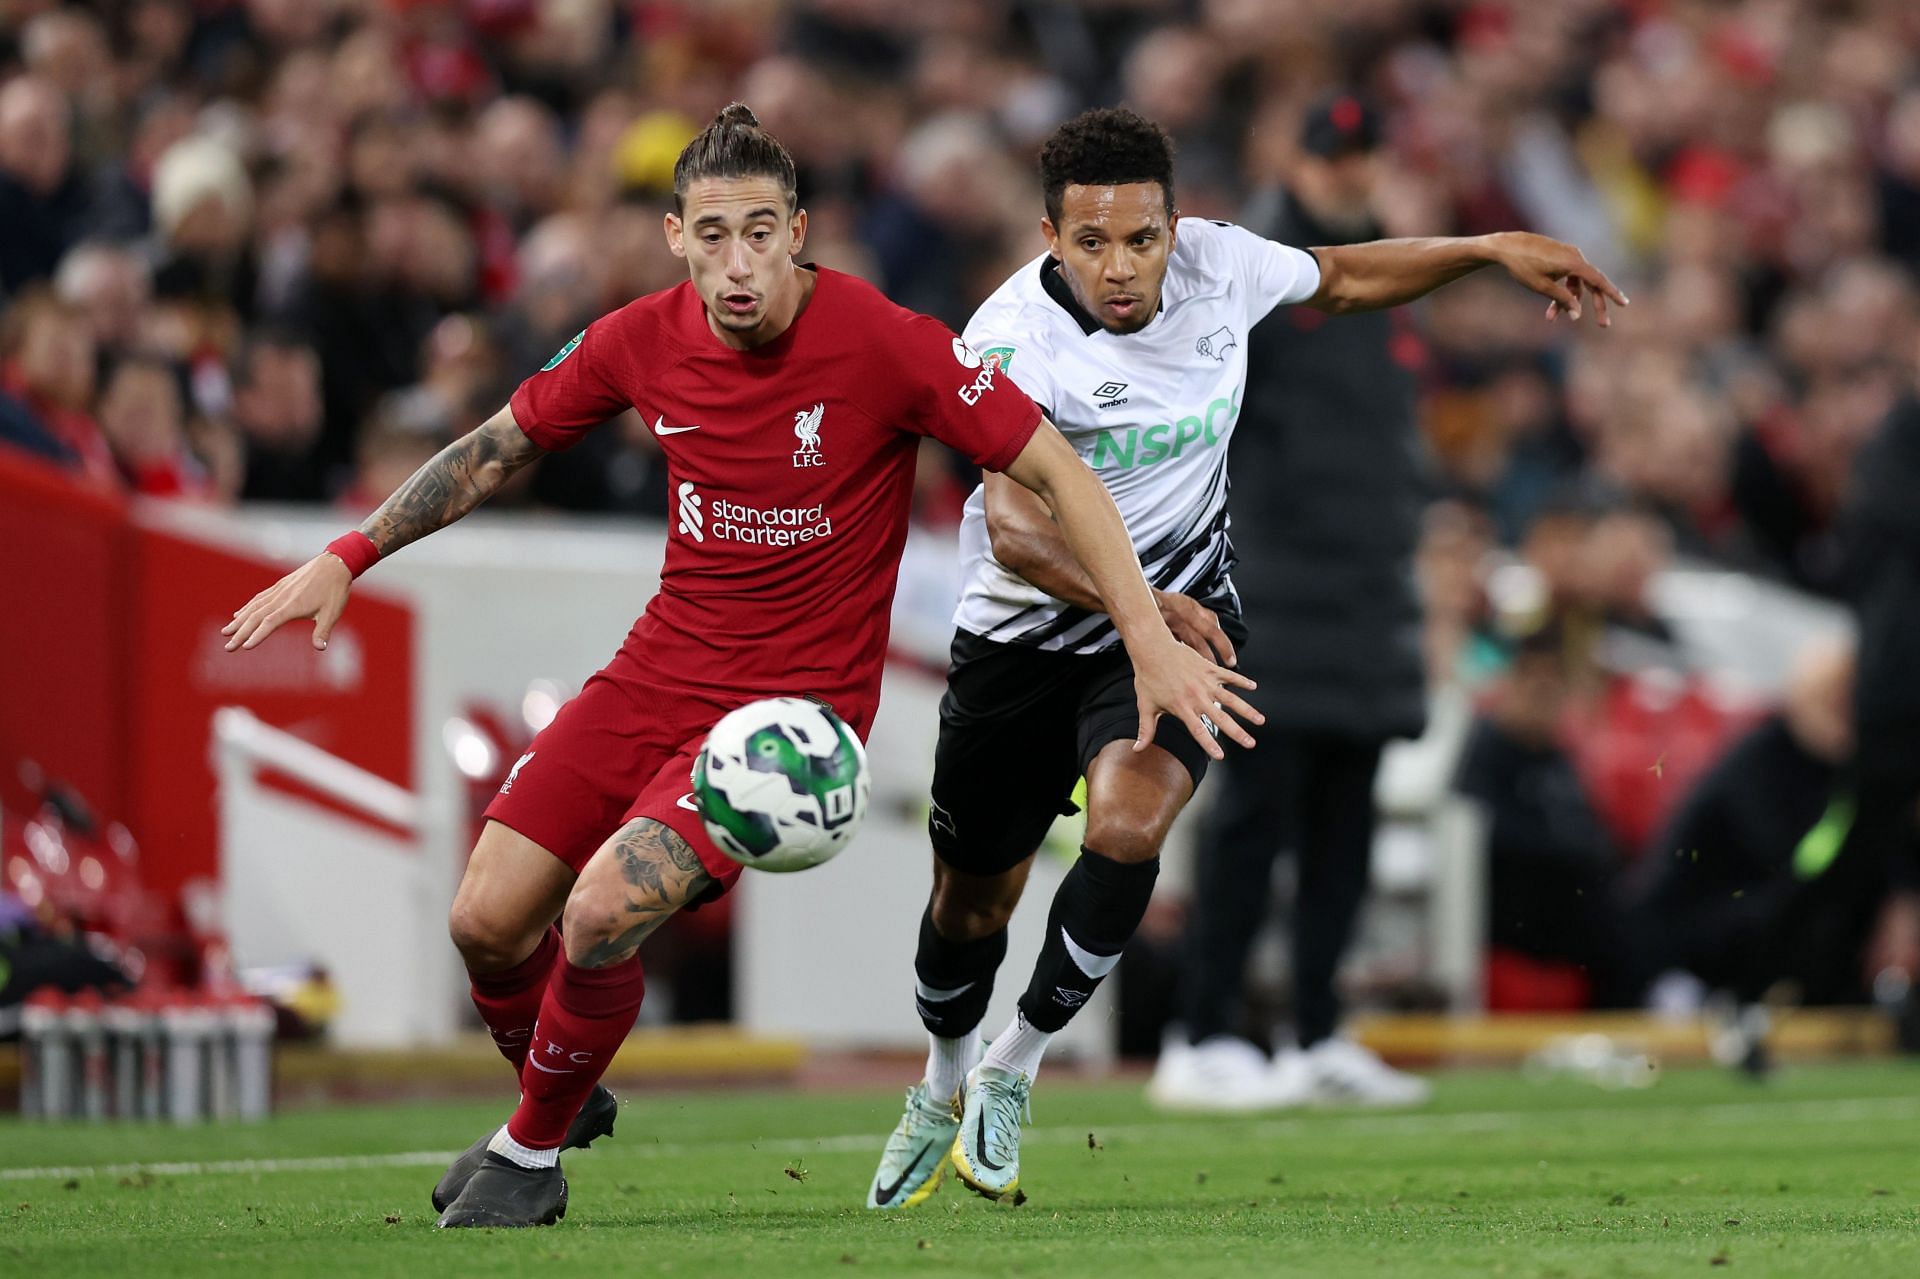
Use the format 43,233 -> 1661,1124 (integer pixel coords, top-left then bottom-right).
4,1062 -> 1917,1277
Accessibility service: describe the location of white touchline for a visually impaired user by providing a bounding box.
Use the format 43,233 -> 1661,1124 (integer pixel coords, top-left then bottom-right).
4,1094 -> 1915,1182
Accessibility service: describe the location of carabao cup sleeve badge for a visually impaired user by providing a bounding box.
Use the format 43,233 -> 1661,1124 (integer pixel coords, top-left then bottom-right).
542,330 -> 585,371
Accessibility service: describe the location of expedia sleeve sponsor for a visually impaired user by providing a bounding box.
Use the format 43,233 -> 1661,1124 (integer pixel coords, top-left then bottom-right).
956,360 -> 999,406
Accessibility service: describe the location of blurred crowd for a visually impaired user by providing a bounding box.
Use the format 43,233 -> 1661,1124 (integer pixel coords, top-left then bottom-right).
5,1 -> 1920,1015
0,0 -> 1914,547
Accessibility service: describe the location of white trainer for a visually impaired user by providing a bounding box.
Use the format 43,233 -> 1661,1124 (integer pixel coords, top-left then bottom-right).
1301,1036 -> 1432,1107
1264,1045 -> 1317,1106
1147,1035 -> 1310,1113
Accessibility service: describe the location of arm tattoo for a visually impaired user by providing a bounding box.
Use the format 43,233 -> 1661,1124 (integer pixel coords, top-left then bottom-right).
358,415 -> 544,556
579,818 -> 713,968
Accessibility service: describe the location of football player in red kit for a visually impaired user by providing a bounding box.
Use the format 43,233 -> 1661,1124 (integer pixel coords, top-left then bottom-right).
222,104 -> 1258,1229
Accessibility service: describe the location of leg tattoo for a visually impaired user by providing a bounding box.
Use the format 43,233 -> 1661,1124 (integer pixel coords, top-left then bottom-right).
578,818 -> 712,968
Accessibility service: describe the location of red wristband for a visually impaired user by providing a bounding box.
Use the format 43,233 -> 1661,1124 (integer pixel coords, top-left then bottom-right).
325,531 -> 380,579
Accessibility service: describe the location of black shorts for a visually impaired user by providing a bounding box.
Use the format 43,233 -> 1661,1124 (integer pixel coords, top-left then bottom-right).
928,610 -> 1249,877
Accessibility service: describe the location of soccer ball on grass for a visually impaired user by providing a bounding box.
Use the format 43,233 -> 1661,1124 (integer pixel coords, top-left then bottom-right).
692,697 -> 869,872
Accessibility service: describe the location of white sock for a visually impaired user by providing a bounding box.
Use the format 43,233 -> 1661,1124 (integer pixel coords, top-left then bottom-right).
981,1011 -> 1051,1082
926,1032 -> 981,1104
487,1124 -> 559,1169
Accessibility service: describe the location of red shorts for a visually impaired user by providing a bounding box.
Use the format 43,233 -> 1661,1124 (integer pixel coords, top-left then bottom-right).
482,659 -> 876,900
484,667 -> 746,894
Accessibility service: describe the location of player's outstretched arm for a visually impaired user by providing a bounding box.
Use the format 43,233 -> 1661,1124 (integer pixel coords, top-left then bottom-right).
979,471 -> 1237,666
357,407 -> 546,557
1304,231 -> 1627,324
223,408 -> 544,652
999,421 -> 1261,760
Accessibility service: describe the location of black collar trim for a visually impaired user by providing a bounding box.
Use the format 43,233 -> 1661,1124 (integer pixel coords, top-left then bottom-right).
1039,257 -> 1103,336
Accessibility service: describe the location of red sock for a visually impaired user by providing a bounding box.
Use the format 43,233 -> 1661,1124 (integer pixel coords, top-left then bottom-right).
506,955 -> 646,1149
468,927 -> 560,1071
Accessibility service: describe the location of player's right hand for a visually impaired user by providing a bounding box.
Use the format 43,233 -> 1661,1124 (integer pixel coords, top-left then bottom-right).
222,552 -> 353,652
1132,637 -> 1261,762
1154,589 -> 1235,667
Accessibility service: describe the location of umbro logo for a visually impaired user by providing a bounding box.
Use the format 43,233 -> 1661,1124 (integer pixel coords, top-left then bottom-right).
1093,380 -> 1129,409
1052,987 -> 1091,1008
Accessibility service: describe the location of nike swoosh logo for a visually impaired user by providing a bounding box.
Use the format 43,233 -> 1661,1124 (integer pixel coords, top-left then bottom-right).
676,792 -> 699,812
526,1058 -> 575,1075
653,416 -> 700,436
874,1142 -> 935,1203
973,1111 -> 1004,1172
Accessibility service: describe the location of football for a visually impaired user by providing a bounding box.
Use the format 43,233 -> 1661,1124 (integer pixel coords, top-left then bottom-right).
692,697 -> 870,872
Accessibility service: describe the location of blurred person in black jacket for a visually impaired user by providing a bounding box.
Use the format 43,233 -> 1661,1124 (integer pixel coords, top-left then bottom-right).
1156,97 -> 1433,1110
0,76 -> 96,295
1456,621 -> 1645,1007
1838,388 -> 1920,1035
1627,638 -> 1896,1007
231,329 -> 328,502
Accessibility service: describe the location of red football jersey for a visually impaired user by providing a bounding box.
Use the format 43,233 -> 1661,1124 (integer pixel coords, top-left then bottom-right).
509,267 -> 1041,723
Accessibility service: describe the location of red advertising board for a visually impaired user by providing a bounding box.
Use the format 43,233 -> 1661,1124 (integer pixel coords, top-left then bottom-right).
123,521 -> 414,899
0,451 -> 416,901
0,451 -> 129,822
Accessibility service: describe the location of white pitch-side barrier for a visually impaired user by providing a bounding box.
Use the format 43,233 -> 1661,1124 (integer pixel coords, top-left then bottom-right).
213,706 -> 462,1048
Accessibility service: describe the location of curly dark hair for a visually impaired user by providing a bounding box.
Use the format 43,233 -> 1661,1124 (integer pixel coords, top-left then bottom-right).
1038,107 -> 1176,225
673,103 -> 798,213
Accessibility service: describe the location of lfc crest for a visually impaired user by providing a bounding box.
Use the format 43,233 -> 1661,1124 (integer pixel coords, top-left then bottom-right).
792,402 -> 826,467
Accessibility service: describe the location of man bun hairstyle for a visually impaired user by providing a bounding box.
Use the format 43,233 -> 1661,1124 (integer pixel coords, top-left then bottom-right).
1039,107 -> 1176,225
673,102 -> 798,212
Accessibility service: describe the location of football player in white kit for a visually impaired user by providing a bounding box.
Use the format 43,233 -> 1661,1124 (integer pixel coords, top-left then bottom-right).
868,108 -> 1624,1208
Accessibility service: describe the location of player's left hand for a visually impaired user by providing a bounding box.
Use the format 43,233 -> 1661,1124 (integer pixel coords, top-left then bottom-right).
1154,589 -> 1235,666
1490,231 -> 1629,327
1132,638 -> 1262,761
222,551 -> 352,652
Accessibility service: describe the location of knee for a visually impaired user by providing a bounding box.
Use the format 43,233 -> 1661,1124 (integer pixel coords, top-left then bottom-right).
559,883 -> 629,967
929,874 -> 1018,942
1082,816 -> 1168,865
449,897 -> 540,973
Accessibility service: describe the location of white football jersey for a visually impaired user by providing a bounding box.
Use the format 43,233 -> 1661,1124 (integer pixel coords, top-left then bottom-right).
954,217 -> 1321,651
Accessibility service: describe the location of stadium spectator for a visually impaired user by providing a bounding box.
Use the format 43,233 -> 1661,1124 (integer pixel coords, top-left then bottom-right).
1625,638 -> 1881,1005
1455,621 -> 1646,1007
228,329 -> 326,502
1158,94 -> 1433,1109
53,242 -> 155,360
150,133 -> 256,311
94,353 -> 210,499
1415,499 -> 1503,689
0,74 -> 90,294
0,289 -> 114,488
1838,366 -> 1920,1008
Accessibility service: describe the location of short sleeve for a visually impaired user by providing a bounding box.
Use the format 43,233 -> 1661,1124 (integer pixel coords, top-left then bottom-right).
962,304 -> 1059,422
508,309 -> 638,451
886,314 -> 1042,472
1190,218 -> 1322,325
